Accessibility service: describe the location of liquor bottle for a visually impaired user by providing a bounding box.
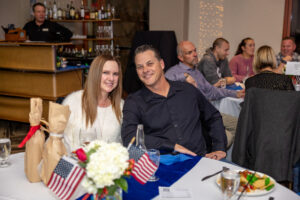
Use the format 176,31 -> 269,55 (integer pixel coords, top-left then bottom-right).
75,10 -> 80,20
53,0 -> 57,20
115,45 -> 120,58
62,7 -> 66,20
110,44 -> 114,56
101,5 -> 105,19
48,2 -> 53,19
44,0 -> 48,19
70,1 -> 75,20
84,7 -> 90,19
107,4 -> 111,19
136,124 -> 147,152
111,6 -> 116,19
80,0 -> 85,20
90,6 -> 95,20
66,4 -> 70,19
57,2 -> 62,20
98,8 -> 102,20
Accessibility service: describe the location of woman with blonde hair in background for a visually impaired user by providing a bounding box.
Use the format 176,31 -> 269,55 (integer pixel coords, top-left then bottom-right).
63,55 -> 124,153
245,45 -> 294,91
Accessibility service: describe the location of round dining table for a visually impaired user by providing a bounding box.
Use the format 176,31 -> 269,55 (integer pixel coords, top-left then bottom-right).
0,152 -> 299,200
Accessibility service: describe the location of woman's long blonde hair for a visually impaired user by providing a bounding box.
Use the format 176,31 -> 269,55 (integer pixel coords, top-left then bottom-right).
82,55 -> 122,127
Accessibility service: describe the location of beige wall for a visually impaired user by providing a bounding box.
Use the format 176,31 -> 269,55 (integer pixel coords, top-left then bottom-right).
150,0 -> 189,42
150,0 -> 285,59
188,0 -> 285,59
0,0 -> 31,40
223,0 -> 285,58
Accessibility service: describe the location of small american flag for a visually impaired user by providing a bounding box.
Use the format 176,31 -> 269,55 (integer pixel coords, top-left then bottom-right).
47,156 -> 85,200
128,146 -> 158,184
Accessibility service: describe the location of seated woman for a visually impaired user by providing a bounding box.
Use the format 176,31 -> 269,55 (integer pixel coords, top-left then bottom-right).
229,37 -> 255,82
245,45 -> 294,91
63,55 -> 123,153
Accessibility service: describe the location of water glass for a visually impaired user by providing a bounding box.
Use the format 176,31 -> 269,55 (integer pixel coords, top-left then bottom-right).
0,138 -> 11,168
79,128 -> 97,146
221,170 -> 240,200
295,84 -> 300,91
147,149 -> 160,182
220,78 -> 226,89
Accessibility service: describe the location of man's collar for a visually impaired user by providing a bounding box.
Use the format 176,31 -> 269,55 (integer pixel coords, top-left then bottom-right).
179,62 -> 195,70
141,80 -> 184,102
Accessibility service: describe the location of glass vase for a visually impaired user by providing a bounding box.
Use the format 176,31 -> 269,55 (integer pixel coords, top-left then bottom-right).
97,187 -> 122,200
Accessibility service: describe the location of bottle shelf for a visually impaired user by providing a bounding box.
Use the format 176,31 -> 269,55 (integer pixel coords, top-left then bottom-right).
70,38 -> 113,41
50,19 -> 120,23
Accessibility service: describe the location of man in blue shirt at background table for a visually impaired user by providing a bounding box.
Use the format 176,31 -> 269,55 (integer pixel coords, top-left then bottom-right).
121,45 -> 227,160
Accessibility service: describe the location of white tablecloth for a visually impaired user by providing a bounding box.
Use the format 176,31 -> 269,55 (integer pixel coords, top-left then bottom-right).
155,158 -> 300,200
1,153 -> 299,200
211,97 -> 243,118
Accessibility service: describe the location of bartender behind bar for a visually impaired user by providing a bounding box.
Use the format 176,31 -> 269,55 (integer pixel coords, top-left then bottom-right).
23,2 -> 73,42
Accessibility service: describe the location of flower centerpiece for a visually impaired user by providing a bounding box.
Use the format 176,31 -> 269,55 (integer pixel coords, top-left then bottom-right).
75,140 -> 134,200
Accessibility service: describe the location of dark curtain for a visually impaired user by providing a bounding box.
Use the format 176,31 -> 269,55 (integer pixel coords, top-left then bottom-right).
123,31 -> 178,94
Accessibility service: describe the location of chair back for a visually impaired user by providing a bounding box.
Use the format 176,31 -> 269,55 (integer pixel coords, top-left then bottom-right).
232,88 -> 300,181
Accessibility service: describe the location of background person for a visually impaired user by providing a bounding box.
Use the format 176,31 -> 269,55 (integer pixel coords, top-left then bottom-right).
166,41 -> 244,101
229,37 -> 255,82
245,45 -> 294,91
63,55 -> 124,154
275,37 -> 300,74
23,2 -> 72,42
198,38 -> 236,87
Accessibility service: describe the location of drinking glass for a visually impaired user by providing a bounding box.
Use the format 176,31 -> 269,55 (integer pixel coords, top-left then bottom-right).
147,149 -> 160,182
220,78 -> 226,89
0,138 -> 11,168
79,128 -> 97,146
221,170 -> 240,200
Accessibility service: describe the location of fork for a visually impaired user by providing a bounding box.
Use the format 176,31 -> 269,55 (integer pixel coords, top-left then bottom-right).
201,166 -> 229,181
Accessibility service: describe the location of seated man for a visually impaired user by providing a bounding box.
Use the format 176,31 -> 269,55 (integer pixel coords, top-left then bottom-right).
121,45 -> 227,160
275,37 -> 300,73
23,2 -> 73,42
166,41 -> 244,148
198,38 -> 236,87
165,41 -> 244,101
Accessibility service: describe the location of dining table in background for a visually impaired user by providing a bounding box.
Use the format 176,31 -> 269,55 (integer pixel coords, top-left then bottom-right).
211,97 -> 244,118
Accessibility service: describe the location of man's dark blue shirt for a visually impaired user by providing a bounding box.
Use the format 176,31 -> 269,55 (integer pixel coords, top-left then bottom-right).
121,81 -> 227,156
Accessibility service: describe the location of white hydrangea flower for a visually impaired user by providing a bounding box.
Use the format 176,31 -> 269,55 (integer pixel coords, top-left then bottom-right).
81,141 -> 129,193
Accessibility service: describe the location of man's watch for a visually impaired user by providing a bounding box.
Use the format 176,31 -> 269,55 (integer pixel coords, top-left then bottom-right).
280,59 -> 287,64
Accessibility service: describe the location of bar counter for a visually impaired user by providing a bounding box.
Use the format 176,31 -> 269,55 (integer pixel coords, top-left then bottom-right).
0,42 -> 83,122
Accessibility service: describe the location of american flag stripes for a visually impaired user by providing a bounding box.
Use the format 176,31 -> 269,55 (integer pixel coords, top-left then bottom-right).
129,146 -> 158,184
47,156 -> 85,200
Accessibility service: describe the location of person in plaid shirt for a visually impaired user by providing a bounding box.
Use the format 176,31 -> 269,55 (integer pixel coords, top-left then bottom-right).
275,37 -> 300,73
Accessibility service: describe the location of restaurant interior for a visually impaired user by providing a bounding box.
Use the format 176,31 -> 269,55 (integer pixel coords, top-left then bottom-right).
0,0 -> 299,199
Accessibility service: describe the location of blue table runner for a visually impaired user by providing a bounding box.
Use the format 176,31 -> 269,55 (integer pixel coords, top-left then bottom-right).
77,155 -> 202,200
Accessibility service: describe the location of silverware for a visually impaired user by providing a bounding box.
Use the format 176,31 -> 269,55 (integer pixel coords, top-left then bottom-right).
201,166 -> 229,181
237,171 -> 256,200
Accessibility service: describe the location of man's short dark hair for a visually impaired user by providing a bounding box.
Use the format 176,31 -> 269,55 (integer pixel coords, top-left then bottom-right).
212,37 -> 229,50
282,36 -> 295,43
134,44 -> 161,61
32,2 -> 46,12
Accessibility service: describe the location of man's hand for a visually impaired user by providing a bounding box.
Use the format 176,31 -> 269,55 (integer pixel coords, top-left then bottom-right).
236,89 -> 245,98
174,144 -> 197,156
184,73 -> 197,88
205,151 -> 226,160
213,79 -> 222,87
283,55 -> 292,62
225,76 -> 236,85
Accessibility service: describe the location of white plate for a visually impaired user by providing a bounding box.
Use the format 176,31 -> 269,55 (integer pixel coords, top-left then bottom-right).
215,170 -> 276,196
